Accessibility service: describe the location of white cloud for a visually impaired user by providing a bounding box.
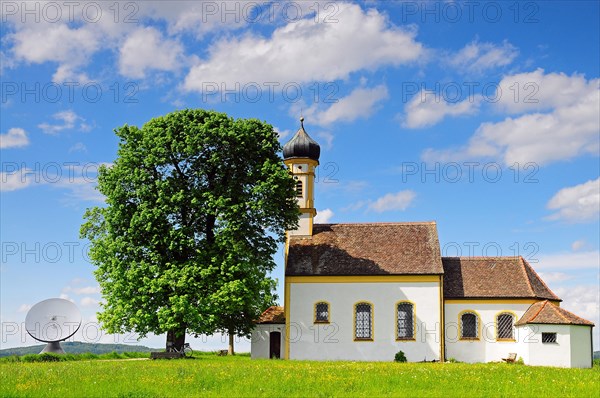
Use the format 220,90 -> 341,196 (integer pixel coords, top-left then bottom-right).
422,70 -> 599,165
8,23 -> 100,83
402,90 -> 480,128
184,3 -> 424,91
535,250 -> 600,270
314,208 -> 334,223
546,178 -> 600,223
495,69 -> 596,114
311,85 -> 389,126
59,293 -> 75,303
368,190 -> 416,213
69,142 -> 88,153
38,110 -> 85,135
17,304 -> 32,313
571,240 -> 586,251
447,40 -> 518,74
0,128 -> 29,149
118,27 -> 185,79
536,272 -> 573,284
63,285 -> 101,295
274,127 -> 292,141
80,297 -> 100,307
0,169 -> 33,192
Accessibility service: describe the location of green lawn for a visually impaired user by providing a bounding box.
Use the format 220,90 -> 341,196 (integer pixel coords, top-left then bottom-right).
1,354 -> 598,397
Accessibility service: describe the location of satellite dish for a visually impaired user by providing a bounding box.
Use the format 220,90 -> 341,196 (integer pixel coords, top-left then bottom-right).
25,298 -> 82,354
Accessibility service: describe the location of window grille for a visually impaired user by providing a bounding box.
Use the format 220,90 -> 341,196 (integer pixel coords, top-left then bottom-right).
461,312 -> 478,338
542,332 -> 557,343
315,302 -> 329,322
497,313 -> 514,339
397,303 -> 414,339
355,303 -> 372,339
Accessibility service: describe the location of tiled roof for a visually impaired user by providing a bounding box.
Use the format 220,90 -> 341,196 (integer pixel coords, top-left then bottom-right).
286,222 -> 444,276
442,257 -> 560,301
515,300 -> 594,326
256,306 -> 285,324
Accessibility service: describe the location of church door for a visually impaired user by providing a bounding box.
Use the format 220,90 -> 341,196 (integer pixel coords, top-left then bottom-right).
269,331 -> 281,359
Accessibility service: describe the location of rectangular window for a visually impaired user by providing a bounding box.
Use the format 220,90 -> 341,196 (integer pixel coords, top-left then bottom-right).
397,303 -> 414,339
355,303 -> 372,340
542,332 -> 557,343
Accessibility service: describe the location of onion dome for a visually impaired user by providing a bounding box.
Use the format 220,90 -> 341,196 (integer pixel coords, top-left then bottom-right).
283,117 -> 320,162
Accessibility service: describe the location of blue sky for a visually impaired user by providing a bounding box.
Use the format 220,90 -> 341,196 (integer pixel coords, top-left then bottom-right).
1,1 -> 598,351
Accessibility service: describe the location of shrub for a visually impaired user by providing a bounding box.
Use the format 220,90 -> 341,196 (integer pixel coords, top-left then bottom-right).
394,350 -> 407,363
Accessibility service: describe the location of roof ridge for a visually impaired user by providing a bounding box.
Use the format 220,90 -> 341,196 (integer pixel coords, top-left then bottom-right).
442,256 -> 519,260
529,300 -> 549,323
518,256 -> 537,297
554,304 -> 572,324
315,221 -> 437,226
520,257 -> 561,301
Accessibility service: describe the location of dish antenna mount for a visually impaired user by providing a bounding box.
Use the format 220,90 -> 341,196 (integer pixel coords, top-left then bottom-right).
25,298 -> 82,354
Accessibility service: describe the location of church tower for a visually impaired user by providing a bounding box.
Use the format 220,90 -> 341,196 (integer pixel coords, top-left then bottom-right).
282,117 -> 320,236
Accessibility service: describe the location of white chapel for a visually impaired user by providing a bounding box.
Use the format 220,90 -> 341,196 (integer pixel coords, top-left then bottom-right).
250,120 -> 594,368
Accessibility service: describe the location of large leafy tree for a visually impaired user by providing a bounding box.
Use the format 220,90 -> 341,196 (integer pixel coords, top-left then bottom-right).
81,109 -> 298,351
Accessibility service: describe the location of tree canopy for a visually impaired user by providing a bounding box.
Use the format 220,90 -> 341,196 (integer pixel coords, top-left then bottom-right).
81,109 -> 299,350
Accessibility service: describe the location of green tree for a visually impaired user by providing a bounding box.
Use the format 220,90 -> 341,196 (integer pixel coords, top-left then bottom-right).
81,109 -> 299,351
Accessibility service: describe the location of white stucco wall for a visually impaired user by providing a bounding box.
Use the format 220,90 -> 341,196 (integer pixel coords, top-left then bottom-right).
570,325 -> 593,368
289,213 -> 311,236
250,324 -> 285,359
444,302 -> 532,364
523,324 -> 572,367
288,281 -> 442,362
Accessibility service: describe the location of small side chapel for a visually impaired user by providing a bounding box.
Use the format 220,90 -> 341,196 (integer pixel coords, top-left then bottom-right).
250,119 -> 594,368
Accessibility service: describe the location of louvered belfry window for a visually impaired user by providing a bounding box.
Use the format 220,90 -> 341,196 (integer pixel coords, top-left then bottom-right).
497,313 -> 514,339
461,312 -> 478,338
355,303 -> 372,339
315,302 -> 329,322
295,180 -> 303,197
397,303 -> 414,339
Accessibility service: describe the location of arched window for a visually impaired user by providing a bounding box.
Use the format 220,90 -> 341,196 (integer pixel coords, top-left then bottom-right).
460,312 -> 479,339
496,312 -> 515,340
315,302 -> 329,323
354,302 -> 373,340
396,302 -> 414,340
295,180 -> 303,197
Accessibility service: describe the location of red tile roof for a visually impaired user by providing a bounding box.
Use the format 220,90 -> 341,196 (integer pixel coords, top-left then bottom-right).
286,222 -> 444,276
442,257 -> 560,301
515,300 -> 594,326
255,306 -> 285,324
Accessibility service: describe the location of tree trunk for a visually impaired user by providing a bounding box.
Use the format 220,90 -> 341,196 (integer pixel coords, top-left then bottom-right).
166,327 -> 186,351
228,328 -> 235,356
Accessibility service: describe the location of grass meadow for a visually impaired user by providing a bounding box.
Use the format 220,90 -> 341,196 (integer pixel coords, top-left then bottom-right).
1,353 -> 598,397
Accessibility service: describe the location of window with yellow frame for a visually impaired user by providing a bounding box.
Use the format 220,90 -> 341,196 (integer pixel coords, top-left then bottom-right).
459,311 -> 479,340
314,301 -> 330,323
354,302 -> 373,340
496,312 -> 515,340
396,301 -> 415,340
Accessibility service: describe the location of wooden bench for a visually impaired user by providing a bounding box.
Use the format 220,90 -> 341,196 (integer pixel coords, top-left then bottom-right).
502,353 -> 517,363
150,351 -> 184,360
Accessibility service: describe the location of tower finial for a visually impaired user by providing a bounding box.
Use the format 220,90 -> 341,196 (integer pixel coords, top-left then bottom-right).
300,116 -> 304,127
